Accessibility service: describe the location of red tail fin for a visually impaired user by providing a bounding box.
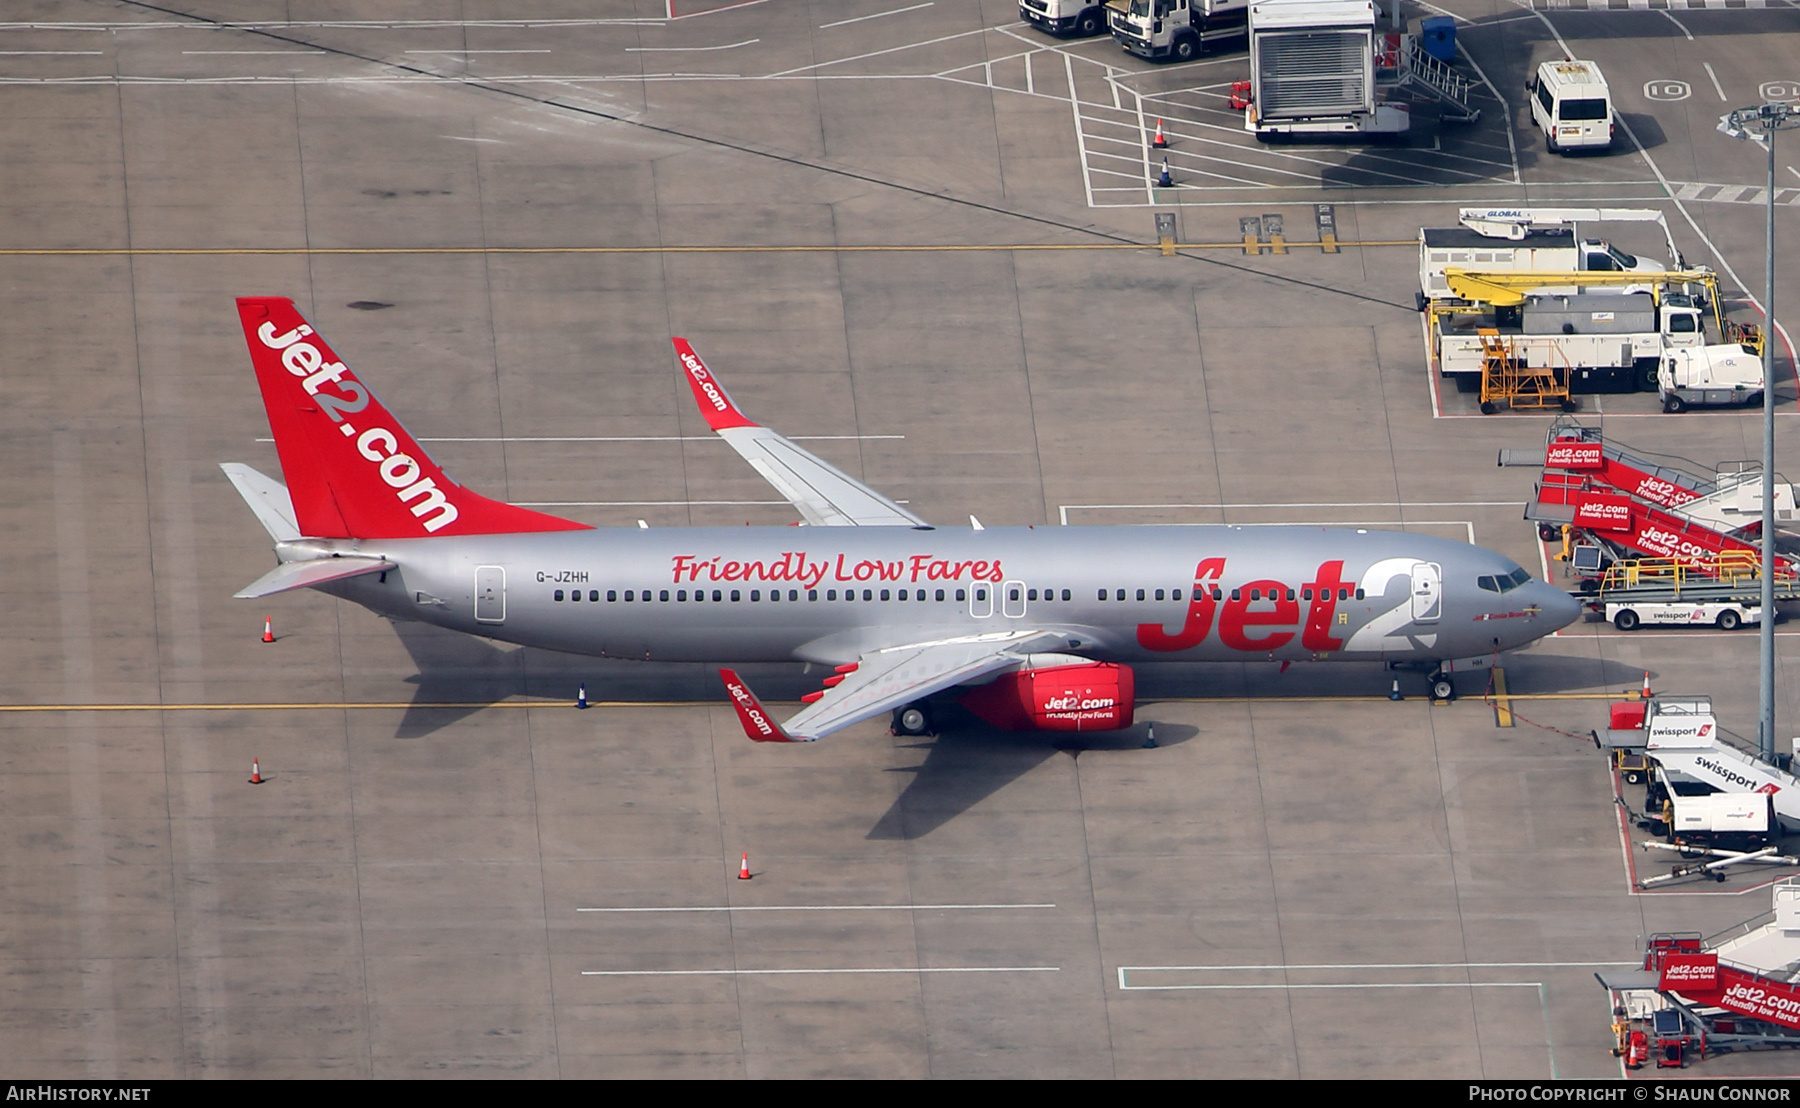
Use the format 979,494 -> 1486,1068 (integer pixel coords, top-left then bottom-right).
236,298 -> 590,539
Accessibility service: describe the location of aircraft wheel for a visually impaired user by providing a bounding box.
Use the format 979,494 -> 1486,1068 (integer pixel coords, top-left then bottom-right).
1613,609 -> 1640,631
895,704 -> 933,736
1431,676 -> 1455,702
1717,609 -> 1742,631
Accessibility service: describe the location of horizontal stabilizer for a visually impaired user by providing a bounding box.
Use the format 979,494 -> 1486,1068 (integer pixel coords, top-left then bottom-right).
221,463 -> 302,542
234,556 -> 396,599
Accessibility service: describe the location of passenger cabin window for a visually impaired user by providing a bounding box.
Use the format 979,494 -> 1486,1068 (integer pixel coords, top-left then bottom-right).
956,589 -> 966,601
589,590 -> 599,602
1115,589 -> 1125,601
554,590 -> 564,601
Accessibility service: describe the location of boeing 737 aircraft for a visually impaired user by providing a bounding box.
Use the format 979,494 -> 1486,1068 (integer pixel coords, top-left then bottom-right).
225,297 -> 1581,741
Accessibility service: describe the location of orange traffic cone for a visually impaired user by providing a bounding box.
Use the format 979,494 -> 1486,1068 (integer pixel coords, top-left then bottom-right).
737,852 -> 751,880
1641,671 -> 1653,700
261,617 -> 275,644
1152,118 -> 1168,148
249,758 -> 264,785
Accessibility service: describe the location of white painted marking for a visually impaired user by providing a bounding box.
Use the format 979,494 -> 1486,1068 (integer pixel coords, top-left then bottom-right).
405,49 -> 552,54
1703,62 -> 1727,102
669,0 -> 771,17
578,903 -> 1055,912
440,135 -> 505,143
627,39 -> 758,52
1675,182 -> 1706,199
1066,54 -> 1090,207
583,966 -> 1059,976
0,19 -> 666,30
1644,80 -> 1690,102
1659,10 -> 1695,39
0,50 -> 102,55
765,26 -> 987,78
820,3 -> 934,29
1714,185 -> 1749,203
182,49 -> 326,55
1025,50 -> 1034,95
1790,166 -> 1800,183
1762,82 -> 1800,101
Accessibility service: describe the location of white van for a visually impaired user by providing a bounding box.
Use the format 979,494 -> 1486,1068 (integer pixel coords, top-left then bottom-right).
1526,59 -> 1613,154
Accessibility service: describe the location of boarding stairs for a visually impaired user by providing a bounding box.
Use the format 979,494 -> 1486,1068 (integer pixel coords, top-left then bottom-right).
1398,36 -> 1477,124
1604,888 -> 1800,1064
1501,421 -> 1798,577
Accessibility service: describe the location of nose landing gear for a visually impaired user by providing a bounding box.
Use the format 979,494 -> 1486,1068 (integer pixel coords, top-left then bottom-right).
1429,671 -> 1456,702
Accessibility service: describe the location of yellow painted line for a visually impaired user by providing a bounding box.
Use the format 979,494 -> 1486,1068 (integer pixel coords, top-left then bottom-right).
1492,667 -> 1514,728
0,241 -> 1419,257
0,688 -> 1638,714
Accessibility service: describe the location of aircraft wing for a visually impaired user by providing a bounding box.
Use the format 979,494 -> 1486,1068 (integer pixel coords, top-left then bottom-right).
674,339 -> 929,528
720,628 -> 1074,742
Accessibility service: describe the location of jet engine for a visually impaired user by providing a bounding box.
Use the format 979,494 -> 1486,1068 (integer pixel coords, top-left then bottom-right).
959,655 -> 1135,732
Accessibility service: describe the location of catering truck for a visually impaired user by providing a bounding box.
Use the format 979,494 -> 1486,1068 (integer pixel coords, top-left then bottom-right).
1241,0 -> 1408,140
1104,0 -> 1250,60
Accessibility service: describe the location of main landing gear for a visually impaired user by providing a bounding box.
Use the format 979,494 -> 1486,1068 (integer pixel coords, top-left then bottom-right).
892,703 -> 933,737
1429,672 -> 1456,702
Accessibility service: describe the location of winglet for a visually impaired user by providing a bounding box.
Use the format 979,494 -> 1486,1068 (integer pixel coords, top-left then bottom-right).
719,669 -> 805,742
674,339 -> 759,431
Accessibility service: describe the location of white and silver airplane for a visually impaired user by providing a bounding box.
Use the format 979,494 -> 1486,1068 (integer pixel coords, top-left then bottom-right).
225,297 -> 1580,741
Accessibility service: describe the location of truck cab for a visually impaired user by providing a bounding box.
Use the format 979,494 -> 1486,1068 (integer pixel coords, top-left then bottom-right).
1527,59 -> 1614,154
1020,0 -> 1111,36
1109,0 -> 1249,61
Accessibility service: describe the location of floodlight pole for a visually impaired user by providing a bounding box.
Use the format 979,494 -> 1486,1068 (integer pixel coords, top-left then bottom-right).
1720,103 -> 1796,764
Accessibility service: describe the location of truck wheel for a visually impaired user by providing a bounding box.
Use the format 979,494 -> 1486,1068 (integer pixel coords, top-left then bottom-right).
1613,609 -> 1640,631
1664,395 -> 1688,413
1078,8 -> 1103,35
1538,524 -> 1560,543
1717,609 -> 1742,631
1171,32 -> 1198,62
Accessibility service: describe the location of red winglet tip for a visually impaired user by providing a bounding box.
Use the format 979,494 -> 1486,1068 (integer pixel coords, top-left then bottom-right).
674,339 -> 759,431
719,668 -> 795,743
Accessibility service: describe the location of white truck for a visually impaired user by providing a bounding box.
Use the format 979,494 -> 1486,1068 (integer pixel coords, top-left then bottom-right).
1418,207 -> 1700,308
1242,0 -> 1407,140
1020,0 -> 1112,37
1436,290 -> 1756,397
1659,344 -> 1765,413
1105,0 -> 1250,60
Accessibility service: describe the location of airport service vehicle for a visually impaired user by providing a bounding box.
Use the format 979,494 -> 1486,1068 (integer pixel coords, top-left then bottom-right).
1602,696 -> 1800,831
1434,277 -> 1757,399
223,298 -> 1580,740
1654,771 -> 1775,849
1603,599 -> 1760,632
1241,0 -> 1407,140
1418,207 -> 1701,308
1527,59 -> 1613,154
1020,0 -> 1112,36
1106,0 -> 1249,60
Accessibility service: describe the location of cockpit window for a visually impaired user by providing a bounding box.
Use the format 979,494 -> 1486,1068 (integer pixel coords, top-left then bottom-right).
1481,568 -> 1534,593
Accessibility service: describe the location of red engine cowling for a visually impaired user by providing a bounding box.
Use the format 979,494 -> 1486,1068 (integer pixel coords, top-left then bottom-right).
959,662 -> 1135,732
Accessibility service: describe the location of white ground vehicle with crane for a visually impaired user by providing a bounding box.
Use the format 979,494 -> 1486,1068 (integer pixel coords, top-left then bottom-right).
1419,207 -> 1702,308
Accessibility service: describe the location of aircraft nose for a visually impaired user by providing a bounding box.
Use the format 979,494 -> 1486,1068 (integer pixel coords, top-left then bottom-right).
1534,582 -> 1583,632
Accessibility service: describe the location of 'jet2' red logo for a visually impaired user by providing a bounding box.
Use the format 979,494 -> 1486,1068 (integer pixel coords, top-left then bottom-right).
1138,558 -> 1351,655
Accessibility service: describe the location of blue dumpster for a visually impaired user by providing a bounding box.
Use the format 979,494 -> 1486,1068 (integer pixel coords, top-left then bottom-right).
1420,15 -> 1456,63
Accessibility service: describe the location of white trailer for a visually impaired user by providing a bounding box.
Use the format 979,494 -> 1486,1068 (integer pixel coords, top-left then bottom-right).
1663,786 -> 1774,848
1243,0 -> 1408,140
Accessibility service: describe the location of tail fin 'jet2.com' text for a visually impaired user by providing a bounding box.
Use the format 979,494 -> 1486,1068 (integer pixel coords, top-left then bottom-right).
225,298 -> 1580,741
